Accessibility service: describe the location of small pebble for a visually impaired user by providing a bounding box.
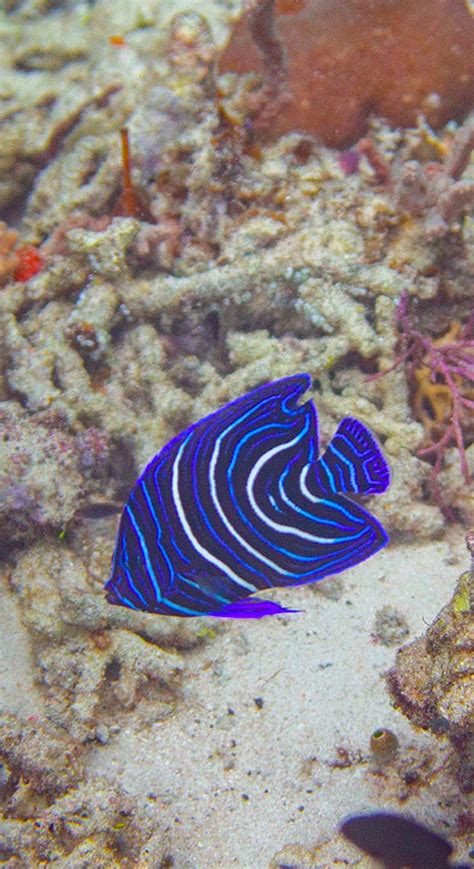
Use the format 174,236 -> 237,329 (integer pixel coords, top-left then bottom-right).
95,724 -> 110,744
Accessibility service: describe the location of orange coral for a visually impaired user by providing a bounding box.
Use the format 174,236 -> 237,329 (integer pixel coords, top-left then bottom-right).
220,0 -> 474,147
411,323 -> 468,435
0,221 -> 19,287
114,127 -> 152,222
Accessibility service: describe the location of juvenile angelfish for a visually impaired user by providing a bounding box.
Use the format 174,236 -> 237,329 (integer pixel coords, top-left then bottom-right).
105,374 -> 390,619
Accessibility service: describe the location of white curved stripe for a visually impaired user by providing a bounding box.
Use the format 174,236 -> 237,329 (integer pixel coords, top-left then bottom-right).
249,441 -> 340,544
278,474 -> 363,540
318,456 -> 336,493
300,464 -> 364,524
209,425 -> 292,576
300,463 -> 322,503
172,437 -> 256,592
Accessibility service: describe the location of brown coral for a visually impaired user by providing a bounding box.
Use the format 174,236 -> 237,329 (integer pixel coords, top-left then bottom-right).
220,0 -> 474,147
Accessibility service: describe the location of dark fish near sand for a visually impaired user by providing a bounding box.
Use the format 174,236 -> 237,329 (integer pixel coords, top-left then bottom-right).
340,812 -> 472,869
105,374 -> 390,618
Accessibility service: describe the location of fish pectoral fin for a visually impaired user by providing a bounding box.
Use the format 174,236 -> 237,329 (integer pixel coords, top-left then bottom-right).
314,417 -> 390,496
181,570 -> 234,604
207,596 -> 302,619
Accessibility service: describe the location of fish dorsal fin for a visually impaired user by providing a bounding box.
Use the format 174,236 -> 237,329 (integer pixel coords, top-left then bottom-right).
314,417 -> 390,496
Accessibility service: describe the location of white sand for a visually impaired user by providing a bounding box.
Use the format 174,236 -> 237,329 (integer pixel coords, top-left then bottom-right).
86,530 -> 469,867
0,587 -> 44,720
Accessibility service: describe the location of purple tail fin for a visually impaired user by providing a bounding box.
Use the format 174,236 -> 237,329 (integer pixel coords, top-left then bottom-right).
314,417 -> 390,496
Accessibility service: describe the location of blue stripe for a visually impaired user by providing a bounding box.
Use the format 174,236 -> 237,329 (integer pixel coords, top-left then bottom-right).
126,502 -> 162,603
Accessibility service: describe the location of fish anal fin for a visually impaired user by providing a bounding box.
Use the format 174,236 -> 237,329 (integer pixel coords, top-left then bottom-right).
314,417 -> 390,496
208,596 -> 301,619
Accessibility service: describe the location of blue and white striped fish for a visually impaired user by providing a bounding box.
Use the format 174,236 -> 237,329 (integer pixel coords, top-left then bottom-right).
105,374 -> 390,619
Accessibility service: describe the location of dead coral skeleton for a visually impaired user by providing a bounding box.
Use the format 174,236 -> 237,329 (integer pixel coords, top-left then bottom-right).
0,713 -> 84,800
38,627 -> 183,742
0,716 -> 167,867
10,543 -> 184,743
0,401 -> 112,546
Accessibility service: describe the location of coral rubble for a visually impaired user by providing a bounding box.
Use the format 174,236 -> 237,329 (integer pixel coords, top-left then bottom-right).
395,120 -> 474,238
0,714 -> 168,867
9,543 -> 187,742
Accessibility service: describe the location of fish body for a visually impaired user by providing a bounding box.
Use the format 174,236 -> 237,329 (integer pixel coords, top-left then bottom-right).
340,811 -> 470,869
105,374 -> 390,618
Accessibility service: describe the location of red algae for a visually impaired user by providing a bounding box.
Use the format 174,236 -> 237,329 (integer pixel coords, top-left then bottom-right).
13,245 -> 43,282
220,0 -> 474,147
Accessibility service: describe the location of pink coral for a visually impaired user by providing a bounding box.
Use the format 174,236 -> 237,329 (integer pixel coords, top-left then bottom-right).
369,294 -> 474,517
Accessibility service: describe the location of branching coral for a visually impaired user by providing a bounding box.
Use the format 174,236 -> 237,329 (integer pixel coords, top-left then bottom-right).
3,117 -> 466,538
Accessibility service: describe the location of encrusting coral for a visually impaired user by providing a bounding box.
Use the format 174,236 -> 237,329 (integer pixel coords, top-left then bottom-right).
387,533 -> 474,793
220,0 -> 474,147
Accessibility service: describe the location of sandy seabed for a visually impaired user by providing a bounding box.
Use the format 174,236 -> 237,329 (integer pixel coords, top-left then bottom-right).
2,530 -> 469,867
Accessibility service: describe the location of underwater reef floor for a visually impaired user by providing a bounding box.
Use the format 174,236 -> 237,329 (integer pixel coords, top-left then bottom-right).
2,531 -> 470,867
